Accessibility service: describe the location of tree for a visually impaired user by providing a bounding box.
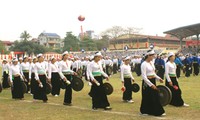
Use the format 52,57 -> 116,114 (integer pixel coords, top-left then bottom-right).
101,26 -> 142,39
20,30 -> 31,41
63,32 -> 80,51
80,37 -> 97,51
101,26 -> 124,39
124,27 -> 142,35
9,40 -> 49,54
95,36 -> 109,50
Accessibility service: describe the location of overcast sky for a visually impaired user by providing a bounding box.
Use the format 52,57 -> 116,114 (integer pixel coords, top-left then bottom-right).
0,0 -> 199,41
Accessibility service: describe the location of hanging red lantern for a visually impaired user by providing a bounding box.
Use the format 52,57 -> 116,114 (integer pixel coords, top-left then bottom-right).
78,15 -> 85,21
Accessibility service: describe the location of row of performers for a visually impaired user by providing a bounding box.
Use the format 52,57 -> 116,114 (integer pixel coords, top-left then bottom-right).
129,53 -> 200,78
1,55 -> 115,90
1,50 -> 189,116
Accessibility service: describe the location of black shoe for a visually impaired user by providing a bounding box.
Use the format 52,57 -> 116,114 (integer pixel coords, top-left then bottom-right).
43,100 -> 48,103
104,106 -> 112,110
63,102 -> 72,106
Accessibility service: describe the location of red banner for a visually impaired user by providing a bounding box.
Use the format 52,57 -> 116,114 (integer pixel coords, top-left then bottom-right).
186,40 -> 200,46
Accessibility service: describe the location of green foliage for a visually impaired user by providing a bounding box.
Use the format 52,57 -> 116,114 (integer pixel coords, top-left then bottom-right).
80,37 -> 97,51
63,32 -> 110,52
63,32 -> 80,52
9,40 -> 48,54
20,30 -> 31,41
94,37 -> 109,50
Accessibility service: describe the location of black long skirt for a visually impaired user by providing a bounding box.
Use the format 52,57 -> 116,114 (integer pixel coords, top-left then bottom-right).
30,73 -> 36,94
165,77 -> 184,106
135,64 -> 141,76
51,72 -> 61,96
113,64 -> 118,74
193,63 -> 199,76
11,76 -> 24,99
140,78 -> 165,116
91,76 -> 110,109
73,68 -> 77,72
84,68 -> 88,81
23,72 -> 30,93
176,65 -> 181,78
106,65 -> 111,76
33,75 -> 48,101
2,71 -> 10,88
123,78 -> 132,101
157,66 -> 165,80
185,65 -> 190,77
64,75 -> 72,104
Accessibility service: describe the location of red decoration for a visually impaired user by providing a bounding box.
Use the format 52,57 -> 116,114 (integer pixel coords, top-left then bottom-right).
121,86 -> 126,92
173,85 -> 179,90
78,15 -> 85,21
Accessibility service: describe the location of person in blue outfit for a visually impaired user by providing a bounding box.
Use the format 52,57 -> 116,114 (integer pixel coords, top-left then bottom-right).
157,55 -> 165,79
174,54 -> 184,78
192,54 -> 199,76
184,55 -> 192,77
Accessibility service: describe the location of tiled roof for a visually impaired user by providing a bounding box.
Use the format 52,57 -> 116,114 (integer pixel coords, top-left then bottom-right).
1,41 -> 14,45
40,32 -> 60,38
113,34 -> 188,41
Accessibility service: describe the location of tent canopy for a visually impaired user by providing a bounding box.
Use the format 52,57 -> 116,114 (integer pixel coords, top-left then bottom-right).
164,23 -> 200,39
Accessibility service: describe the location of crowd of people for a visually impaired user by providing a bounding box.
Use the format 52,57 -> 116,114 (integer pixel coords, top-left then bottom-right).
1,49 -> 200,117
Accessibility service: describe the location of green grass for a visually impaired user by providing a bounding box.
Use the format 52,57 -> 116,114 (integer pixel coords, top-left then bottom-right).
0,68 -> 200,120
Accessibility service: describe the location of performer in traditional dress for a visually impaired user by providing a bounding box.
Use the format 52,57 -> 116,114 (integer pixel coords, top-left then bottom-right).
2,59 -> 10,88
48,56 -> 62,97
135,55 -> 142,76
88,52 -> 112,110
184,55 -> 192,77
105,56 -> 113,76
174,54 -> 184,78
112,56 -> 118,74
120,56 -> 135,103
192,54 -> 199,76
29,57 -> 37,95
59,51 -> 76,106
18,57 -> 23,65
156,55 -> 165,79
33,54 -> 48,103
20,56 -> 30,93
140,50 -> 165,116
165,52 -> 189,107
9,58 -> 24,100
86,55 -> 94,97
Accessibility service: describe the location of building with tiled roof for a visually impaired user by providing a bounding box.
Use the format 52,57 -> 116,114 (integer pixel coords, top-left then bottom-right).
1,40 -> 14,51
38,32 -> 64,49
109,34 -> 189,50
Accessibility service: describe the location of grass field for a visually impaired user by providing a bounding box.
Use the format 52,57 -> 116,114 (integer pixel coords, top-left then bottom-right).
0,68 -> 200,120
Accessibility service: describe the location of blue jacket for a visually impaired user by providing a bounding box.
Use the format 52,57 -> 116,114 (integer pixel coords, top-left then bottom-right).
192,56 -> 198,63
174,57 -> 184,66
184,57 -> 192,65
155,58 -> 160,65
160,59 -> 165,66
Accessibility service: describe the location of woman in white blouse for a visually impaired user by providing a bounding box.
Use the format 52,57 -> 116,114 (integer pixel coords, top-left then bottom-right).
140,50 -> 165,116
48,56 -> 62,97
88,52 -> 111,110
9,58 -> 24,99
59,51 -> 76,106
29,57 -> 37,95
165,52 -> 189,107
2,59 -> 10,88
20,56 -> 30,93
120,56 -> 135,103
33,54 -> 48,103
